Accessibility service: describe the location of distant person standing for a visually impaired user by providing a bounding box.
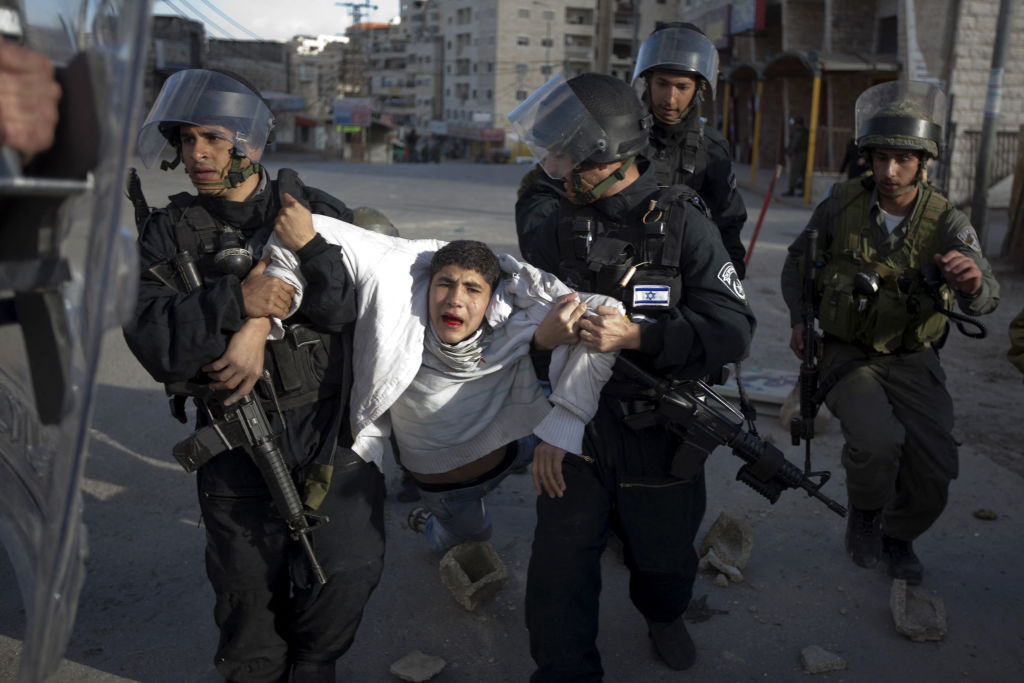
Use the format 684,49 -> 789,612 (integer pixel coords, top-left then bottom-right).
782,116 -> 809,196
840,137 -> 867,179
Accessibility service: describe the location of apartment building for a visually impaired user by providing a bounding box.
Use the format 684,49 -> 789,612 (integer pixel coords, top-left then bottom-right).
382,1 -> 675,160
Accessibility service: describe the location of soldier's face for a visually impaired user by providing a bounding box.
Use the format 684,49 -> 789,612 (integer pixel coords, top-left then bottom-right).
648,72 -> 699,124
180,124 -> 249,196
870,148 -> 921,196
428,265 -> 493,344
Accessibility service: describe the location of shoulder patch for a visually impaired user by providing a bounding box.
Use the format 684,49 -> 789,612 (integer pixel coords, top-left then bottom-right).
956,225 -> 981,253
717,262 -> 746,301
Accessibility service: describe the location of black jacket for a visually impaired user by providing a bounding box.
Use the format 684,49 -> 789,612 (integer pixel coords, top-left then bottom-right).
647,109 -> 748,277
124,172 -> 356,385
516,160 -> 755,381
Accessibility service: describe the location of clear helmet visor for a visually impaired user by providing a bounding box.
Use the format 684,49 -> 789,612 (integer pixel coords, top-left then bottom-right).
631,27 -> 720,99
507,73 -> 609,179
136,69 -> 274,167
855,80 -> 946,155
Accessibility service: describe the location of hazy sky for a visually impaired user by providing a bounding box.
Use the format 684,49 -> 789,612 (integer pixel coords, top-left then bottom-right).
154,0 -> 401,42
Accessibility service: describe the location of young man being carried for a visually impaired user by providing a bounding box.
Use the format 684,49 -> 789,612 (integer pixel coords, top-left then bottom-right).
265,200 -> 620,553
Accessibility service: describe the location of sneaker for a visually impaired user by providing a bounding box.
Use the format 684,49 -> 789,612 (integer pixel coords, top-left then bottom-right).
396,470 -> 421,503
882,536 -> 924,585
407,506 -> 432,534
646,617 -> 696,671
845,507 -> 882,568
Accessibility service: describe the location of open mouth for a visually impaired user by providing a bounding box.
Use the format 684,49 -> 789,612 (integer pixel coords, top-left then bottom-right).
441,313 -> 463,328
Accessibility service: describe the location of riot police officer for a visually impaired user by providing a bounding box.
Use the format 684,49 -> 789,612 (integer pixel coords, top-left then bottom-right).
781,81 -> 999,585
633,22 -> 749,277
511,73 -> 755,679
123,69 -> 383,683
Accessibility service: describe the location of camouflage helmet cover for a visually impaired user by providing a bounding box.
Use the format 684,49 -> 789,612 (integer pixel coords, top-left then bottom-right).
856,80 -> 946,158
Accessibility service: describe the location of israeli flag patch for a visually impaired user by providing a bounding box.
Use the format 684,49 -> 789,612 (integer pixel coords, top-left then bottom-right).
633,285 -> 671,307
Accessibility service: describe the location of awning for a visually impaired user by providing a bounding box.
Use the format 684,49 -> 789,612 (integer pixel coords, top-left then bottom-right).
296,116 -> 318,127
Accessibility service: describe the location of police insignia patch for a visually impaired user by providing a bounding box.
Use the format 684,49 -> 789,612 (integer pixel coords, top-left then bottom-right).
717,263 -> 746,300
957,226 -> 981,252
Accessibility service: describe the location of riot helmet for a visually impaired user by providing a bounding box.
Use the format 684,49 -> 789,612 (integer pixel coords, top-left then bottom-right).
507,72 -> 651,180
632,24 -> 719,101
137,69 -> 276,173
855,80 -> 945,159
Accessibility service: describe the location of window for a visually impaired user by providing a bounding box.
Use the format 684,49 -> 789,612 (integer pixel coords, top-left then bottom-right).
517,36 -> 530,46
540,64 -> 553,75
877,15 -> 898,54
516,90 -> 528,101
518,8 -> 530,18
541,37 -> 553,48
543,10 -> 555,21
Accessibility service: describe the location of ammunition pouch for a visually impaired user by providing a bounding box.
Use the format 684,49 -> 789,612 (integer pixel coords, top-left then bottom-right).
260,323 -> 347,413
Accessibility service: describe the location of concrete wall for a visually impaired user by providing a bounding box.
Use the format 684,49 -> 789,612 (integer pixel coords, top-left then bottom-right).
945,0 -> 1024,204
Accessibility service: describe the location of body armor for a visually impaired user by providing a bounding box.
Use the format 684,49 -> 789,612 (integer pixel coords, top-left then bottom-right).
149,195 -> 347,412
649,117 -> 707,189
555,185 -> 704,314
816,178 -> 953,353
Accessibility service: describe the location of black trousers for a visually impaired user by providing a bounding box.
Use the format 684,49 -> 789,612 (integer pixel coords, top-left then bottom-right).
196,399 -> 385,683
525,395 -> 707,683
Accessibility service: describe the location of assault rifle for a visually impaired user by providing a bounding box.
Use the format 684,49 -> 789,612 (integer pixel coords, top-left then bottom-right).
167,374 -> 328,584
789,228 -> 824,475
614,356 -> 846,517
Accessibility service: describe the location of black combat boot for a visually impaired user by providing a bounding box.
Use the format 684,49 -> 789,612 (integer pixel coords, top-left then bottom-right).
646,617 -> 696,671
882,535 -> 924,585
844,507 -> 882,568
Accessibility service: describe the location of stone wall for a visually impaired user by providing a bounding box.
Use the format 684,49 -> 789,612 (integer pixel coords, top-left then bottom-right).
945,0 -> 1024,205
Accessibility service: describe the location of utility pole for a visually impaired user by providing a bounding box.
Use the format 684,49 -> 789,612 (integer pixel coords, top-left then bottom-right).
970,0 -> 1017,251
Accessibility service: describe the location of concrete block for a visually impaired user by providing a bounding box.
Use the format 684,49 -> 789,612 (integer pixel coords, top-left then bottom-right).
439,540 -> 507,611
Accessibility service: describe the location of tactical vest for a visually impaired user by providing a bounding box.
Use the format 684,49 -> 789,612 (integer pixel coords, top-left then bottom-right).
160,193 -> 347,412
816,179 -> 954,353
555,185 -> 705,315
650,118 -> 707,190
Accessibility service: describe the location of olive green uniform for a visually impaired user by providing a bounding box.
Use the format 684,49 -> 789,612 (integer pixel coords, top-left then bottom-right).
781,176 -> 999,540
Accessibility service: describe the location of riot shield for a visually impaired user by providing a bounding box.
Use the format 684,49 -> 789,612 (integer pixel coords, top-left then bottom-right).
0,1 -> 151,680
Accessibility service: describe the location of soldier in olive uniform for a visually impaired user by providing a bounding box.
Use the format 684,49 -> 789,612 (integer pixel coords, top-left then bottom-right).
780,81 -> 999,585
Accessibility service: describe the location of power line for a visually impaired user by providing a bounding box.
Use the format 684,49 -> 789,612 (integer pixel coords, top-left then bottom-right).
195,0 -> 266,41
158,0 -> 234,39
175,0 -> 238,39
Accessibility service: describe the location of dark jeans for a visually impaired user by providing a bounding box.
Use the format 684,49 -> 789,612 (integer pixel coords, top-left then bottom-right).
525,396 -> 707,682
197,400 -> 385,683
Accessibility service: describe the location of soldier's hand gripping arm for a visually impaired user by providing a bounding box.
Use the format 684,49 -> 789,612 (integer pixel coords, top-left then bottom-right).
240,258 -> 295,319
202,317 -> 272,405
272,190 -> 357,332
532,291 -> 587,351
0,40 -> 60,166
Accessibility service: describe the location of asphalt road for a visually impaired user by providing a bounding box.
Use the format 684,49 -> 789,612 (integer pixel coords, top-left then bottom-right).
2,156 -> 1022,682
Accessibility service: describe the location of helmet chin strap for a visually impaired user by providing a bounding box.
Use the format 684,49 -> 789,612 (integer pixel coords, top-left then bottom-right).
567,156 -> 635,205
188,150 -> 262,192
